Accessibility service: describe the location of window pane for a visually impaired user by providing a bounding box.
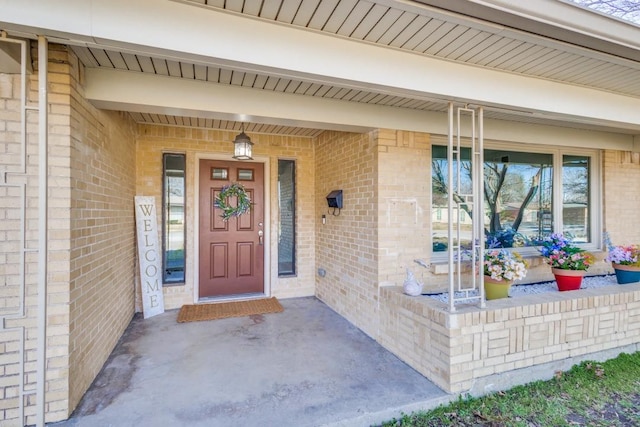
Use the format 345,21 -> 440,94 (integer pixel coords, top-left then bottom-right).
163,154 -> 186,284
431,146 -> 473,252
278,160 -> 296,275
483,149 -> 553,248
563,155 -> 590,242
211,168 -> 228,180
432,146 -> 554,251
237,169 -> 254,181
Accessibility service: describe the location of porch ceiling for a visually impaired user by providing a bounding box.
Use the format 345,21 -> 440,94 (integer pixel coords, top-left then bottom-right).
4,0 -> 640,136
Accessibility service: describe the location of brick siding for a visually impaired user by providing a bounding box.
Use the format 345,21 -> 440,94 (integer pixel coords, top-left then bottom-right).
2,39 -> 640,425
0,44 -> 137,424
314,130 -> 379,337
135,125 -> 316,308
380,284 -> 640,393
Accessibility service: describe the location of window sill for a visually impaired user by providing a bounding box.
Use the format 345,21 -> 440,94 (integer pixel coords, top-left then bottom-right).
163,282 -> 185,287
427,250 -> 606,276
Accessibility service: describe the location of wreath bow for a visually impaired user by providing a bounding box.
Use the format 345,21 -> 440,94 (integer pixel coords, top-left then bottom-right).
214,182 -> 251,221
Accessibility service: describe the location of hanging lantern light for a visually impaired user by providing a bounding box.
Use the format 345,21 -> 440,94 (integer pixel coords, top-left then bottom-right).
232,123 -> 253,160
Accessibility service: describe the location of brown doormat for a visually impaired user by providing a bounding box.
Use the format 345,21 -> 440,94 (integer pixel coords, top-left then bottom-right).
177,297 -> 283,323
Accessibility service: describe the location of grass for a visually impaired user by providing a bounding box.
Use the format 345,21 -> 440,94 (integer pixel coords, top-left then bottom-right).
380,351 -> 640,427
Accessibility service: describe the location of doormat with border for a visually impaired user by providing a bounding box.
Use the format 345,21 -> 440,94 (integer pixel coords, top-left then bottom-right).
177,297 -> 284,323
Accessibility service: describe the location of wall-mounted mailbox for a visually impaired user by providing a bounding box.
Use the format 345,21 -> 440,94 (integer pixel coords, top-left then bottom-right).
326,190 -> 343,209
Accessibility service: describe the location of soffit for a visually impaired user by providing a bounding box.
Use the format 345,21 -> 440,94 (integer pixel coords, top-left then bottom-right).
177,0 -> 640,98
69,0 -> 640,135
129,112 -> 325,137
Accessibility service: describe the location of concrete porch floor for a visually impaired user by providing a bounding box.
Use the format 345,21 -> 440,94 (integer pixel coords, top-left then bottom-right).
50,297 -> 455,427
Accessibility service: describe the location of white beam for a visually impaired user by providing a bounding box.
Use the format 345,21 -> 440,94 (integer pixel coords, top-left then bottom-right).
0,0 -> 93,43
0,39 -> 23,73
83,68 -> 415,133
2,0 -> 640,131
85,68 -> 634,150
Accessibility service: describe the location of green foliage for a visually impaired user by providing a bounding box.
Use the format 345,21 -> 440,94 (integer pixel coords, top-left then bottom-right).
379,352 -> 640,427
213,182 -> 251,221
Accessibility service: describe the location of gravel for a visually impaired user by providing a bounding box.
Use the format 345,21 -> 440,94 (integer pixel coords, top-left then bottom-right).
425,274 -> 621,304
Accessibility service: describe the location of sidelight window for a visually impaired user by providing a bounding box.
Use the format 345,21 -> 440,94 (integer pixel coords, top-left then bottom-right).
162,153 -> 186,284
278,159 -> 296,276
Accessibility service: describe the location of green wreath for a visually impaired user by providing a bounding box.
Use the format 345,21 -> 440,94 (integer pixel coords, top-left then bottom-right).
214,182 -> 251,221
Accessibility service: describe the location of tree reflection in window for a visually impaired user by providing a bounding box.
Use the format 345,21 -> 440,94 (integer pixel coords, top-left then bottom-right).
432,146 -> 555,251
563,155 -> 590,243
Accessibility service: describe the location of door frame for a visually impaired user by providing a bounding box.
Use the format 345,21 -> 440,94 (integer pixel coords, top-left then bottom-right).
193,152 -> 271,303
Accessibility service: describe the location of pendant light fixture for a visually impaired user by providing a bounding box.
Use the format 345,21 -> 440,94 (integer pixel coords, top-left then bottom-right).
232,123 -> 254,160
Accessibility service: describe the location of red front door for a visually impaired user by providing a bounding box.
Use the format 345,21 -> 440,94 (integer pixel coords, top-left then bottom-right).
198,159 -> 264,298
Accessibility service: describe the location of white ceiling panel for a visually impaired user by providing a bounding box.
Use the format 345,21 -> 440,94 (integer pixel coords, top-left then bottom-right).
69,0 -> 640,136
121,53 -> 142,72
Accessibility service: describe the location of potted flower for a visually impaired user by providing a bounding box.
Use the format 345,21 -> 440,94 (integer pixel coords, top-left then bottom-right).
537,233 -> 594,291
483,249 -> 528,300
605,242 -> 640,284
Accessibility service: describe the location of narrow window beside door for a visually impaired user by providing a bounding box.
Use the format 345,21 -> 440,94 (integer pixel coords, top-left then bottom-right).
163,153 -> 186,284
278,159 -> 296,276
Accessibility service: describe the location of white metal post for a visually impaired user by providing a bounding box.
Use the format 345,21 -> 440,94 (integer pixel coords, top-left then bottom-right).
0,32 -> 30,427
475,107 -> 486,307
447,102 -> 455,312
36,35 -> 48,427
447,103 -> 486,310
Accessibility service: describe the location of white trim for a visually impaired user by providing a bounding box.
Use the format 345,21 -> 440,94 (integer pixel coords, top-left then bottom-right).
85,68 -> 637,150
4,1 -> 640,132
36,35 -> 48,427
465,0 -> 640,51
193,153 -> 270,303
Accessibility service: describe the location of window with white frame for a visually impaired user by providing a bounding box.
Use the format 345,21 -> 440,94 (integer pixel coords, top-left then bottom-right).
431,142 -> 599,255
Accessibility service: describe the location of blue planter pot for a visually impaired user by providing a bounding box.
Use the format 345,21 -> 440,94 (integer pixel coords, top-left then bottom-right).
613,264 -> 640,284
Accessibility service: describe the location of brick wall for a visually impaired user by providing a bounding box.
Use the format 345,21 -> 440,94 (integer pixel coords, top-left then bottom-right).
67,48 -> 137,414
376,129 -> 431,287
603,150 -> 640,244
135,125 -> 316,308
0,52 -> 37,425
380,284 -> 640,393
314,130 -> 379,337
0,43 -> 137,424
0,42 -> 76,424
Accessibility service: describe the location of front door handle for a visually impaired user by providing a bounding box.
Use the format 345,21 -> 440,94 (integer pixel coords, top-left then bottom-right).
258,230 -> 263,245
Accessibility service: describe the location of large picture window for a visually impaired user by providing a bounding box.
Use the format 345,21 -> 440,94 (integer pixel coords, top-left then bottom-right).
432,143 -> 597,254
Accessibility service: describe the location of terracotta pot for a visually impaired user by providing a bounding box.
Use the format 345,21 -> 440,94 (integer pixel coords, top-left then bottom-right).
551,268 -> 584,291
612,263 -> 640,285
483,276 -> 512,300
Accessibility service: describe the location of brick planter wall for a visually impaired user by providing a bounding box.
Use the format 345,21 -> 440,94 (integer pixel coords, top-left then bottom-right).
379,283 -> 640,393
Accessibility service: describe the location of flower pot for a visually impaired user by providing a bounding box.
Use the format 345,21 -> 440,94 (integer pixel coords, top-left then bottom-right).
483,276 -> 512,300
612,263 -> 640,285
551,268 -> 584,291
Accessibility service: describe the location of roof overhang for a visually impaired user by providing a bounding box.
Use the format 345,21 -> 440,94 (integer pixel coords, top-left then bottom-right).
413,0 -> 640,62
1,0 -> 640,141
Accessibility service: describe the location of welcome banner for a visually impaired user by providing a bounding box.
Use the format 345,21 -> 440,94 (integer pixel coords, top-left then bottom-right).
134,196 -> 165,319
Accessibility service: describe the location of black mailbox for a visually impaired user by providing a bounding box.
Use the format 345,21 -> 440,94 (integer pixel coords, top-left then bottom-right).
326,190 -> 343,209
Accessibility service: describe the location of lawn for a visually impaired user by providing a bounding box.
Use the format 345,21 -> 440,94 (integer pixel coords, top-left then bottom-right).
380,351 -> 640,427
